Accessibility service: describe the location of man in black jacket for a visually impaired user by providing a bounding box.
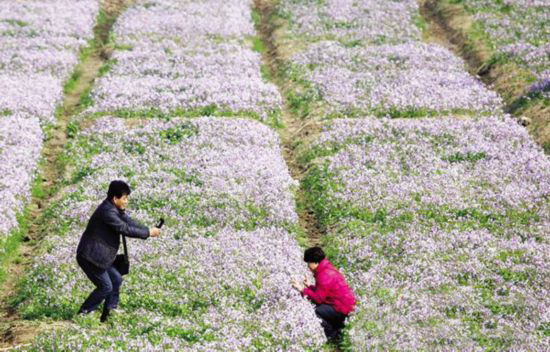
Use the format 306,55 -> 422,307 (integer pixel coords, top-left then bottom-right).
76,180 -> 160,322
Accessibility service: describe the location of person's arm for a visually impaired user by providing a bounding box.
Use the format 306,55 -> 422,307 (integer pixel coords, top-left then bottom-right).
103,208 -> 150,239
121,212 -> 146,230
302,274 -> 330,304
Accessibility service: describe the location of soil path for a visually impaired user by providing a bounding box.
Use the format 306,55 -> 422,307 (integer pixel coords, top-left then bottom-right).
253,0 -> 325,247
0,1 -> 130,349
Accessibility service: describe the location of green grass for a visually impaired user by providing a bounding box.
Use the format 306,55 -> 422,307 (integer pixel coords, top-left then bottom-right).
0,209 -> 29,285
77,105 -> 283,130
98,59 -> 117,77
251,36 -> 266,53
1,18 -> 28,27
62,68 -> 82,94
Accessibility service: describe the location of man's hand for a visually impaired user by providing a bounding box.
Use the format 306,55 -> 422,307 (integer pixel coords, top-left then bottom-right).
149,227 -> 160,237
291,278 -> 305,293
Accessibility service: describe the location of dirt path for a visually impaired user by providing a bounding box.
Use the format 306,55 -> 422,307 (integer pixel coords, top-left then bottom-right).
253,0 -> 325,247
0,1 -> 130,349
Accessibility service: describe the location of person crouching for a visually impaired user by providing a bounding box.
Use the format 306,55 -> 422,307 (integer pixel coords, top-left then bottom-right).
292,247 -> 355,342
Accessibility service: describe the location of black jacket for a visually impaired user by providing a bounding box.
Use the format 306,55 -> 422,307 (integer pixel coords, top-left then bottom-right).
76,198 -> 149,269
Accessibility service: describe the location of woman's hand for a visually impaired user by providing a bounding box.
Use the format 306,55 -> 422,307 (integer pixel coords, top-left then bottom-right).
291,278 -> 305,293
149,227 -> 160,237
303,274 -> 312,288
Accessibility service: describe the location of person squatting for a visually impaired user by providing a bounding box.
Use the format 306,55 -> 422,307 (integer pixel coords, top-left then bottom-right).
76,180 -> 356,342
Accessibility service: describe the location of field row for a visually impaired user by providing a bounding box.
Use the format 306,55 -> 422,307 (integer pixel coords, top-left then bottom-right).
86,0 -> 282,125
276,0 -> 502,119
301,116 -> 550,349
0,0 -> 98,260
459,0 -> 549,96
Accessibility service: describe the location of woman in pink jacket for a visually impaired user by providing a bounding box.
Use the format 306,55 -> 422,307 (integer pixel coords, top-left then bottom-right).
292,247 -> 356,342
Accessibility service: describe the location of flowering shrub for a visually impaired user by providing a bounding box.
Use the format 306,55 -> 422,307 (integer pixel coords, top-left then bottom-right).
302,116 -> 550,350
15,117 -> 325,350
460,0 -> 549,93
279,0 -> 501,119
88,0 -> 282,124
0,0 -> 98,247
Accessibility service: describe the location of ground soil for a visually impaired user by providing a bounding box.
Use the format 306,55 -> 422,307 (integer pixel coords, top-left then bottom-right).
0,1 -> 131,349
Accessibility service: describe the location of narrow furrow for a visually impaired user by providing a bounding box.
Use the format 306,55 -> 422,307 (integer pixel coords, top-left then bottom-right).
0,1 -> 131,348
253,0 -> 325,247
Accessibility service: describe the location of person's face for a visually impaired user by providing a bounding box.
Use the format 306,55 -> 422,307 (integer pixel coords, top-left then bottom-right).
307,262 -> 319,273
113,194 -> 129,210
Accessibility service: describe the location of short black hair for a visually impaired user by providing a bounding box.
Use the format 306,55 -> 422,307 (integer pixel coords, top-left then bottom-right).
107,180 -> 131,199
304,247 -> 325,263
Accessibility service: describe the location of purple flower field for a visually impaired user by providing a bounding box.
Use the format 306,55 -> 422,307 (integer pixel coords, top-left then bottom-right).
0,0 -> 98,247
1,0 -> 548,350
279,0 -> 502,118
0,116 -> 43,252
302,116 -> 550,350
461,0 -> 550,94
88,0 -> 282,123
16,117 -> 325,349
291,41 -> 501,117
279,0 -> 421,44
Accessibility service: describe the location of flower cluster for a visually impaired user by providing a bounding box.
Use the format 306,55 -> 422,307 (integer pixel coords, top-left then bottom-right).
17,117 -> 325,349
0,0 -> 98,246
0,115 -> 43,252
89,0 -> 282,122
280,0 -> 501,118
462,0 -> 549,92
0,0 -> 98,124
279,0 -> 421,44
302,116 -> 550,350
291,41 -> 501,117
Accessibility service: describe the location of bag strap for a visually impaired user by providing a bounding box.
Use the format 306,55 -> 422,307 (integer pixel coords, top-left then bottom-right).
121,235 -> 129,263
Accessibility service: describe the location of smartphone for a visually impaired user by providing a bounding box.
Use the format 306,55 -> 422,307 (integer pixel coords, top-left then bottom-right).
157,218 -> 165,229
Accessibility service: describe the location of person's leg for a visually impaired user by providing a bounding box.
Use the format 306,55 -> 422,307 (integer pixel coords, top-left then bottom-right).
105,266 -> 123,310
315,304 -> 347,341
77,256 -> 113,314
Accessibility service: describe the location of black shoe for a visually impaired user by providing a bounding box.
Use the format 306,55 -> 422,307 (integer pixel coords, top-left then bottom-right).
100,308 -> 110,323
328,332 -> 343,345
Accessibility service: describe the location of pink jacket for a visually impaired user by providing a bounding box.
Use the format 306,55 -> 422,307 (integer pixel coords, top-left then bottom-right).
302,258 -> 356,315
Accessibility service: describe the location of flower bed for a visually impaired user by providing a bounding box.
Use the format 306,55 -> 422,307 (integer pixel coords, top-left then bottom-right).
0,115 -> 43,256
0,0 -> 98,251
88,0 -> 282,124
278,0 -> 502,118
288,41 -> 501,118
301,116 -> 550,350
0,0 -> 98,124
278,0 -> 421,44
460,0 -> 549,94
15,117 -> 325,350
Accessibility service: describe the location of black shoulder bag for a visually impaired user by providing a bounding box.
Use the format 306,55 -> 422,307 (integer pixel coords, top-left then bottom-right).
113,235 -> 129,275
113,218 -> 164,276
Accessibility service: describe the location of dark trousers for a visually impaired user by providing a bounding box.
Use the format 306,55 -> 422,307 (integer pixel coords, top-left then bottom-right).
315,304 -> 347,340
77,255 -> 122,313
